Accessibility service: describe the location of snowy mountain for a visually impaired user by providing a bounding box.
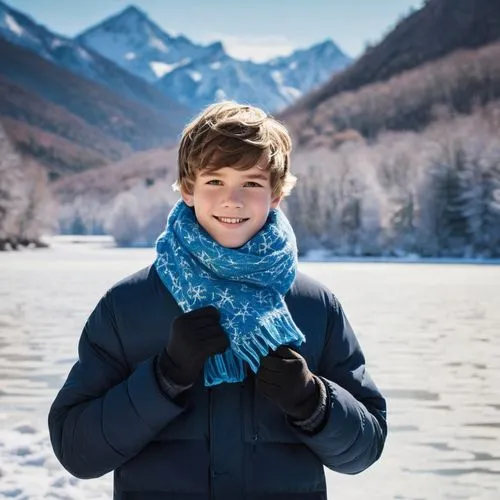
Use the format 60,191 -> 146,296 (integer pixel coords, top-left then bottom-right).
268,40 -> 352,96
154,43 -> 289,112
155,39 -> 351,112
77,6 -> 216,82
1,0 -> 351,113
76,5 -> 352,112
0,0 -> 59,59
0,0 -> 109,81
0,0 -> 188,118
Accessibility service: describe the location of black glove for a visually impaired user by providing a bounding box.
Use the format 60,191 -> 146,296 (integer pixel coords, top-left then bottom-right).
255,346 -> 320,421
157,306 -> 230,387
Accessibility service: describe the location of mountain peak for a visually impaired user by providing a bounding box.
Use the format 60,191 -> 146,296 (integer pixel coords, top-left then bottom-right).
205,41 -> 226,57
76,5 -> 218,82
305,39 -> 345,57
79,3 -> 159,37
316,39 -> 336,49
117,5 -> 149,21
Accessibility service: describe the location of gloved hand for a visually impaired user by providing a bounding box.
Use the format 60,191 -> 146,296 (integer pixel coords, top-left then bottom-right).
255,346 -> 320,421
157,306 -> 230,387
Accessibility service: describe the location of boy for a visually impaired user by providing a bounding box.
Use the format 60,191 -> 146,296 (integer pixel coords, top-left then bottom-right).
49,101 -> 387,500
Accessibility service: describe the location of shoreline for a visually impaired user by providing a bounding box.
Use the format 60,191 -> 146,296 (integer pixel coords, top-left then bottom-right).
2,235 -> 500,264
300,250 -> 500,265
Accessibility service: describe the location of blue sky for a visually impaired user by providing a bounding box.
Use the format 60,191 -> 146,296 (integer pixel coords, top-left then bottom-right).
6,0 -> 424,61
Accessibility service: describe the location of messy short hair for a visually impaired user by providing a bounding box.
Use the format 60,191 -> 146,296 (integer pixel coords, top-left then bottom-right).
175,101 -> 297,197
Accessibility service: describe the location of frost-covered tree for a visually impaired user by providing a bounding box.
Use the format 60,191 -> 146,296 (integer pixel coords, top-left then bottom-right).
0,124 -> 24,245
457,138 -> 500,257
58,196 -> 109,235
105,191 -> 142,246
105,181 -> 178,247
140,182 -> 177,245
290,106 -> 500,258
420,157 -> 465,256
16,163 -> 55,241
290,144 -> 386,256
371,133 -> 423,253
0,125 -> 53,249
418,114 -> 500,257
335,153 -> 364,254
288,149 -> 343,254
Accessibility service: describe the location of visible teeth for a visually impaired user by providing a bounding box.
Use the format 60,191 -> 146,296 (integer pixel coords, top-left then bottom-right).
218,217 -> 245,224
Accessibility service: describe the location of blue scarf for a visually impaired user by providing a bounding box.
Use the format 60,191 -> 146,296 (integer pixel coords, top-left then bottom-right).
154,199 -> 305,386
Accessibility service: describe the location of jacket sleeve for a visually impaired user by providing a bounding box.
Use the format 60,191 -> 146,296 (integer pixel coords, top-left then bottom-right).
48,291 -> 187,479
288,293 -> 387,474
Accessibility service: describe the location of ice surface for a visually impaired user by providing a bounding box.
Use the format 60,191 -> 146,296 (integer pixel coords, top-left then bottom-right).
1,238 -> 499,499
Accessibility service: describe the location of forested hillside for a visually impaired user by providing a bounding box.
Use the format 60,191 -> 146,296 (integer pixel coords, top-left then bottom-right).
0,37 -> 187,179
282,0 -> 500,125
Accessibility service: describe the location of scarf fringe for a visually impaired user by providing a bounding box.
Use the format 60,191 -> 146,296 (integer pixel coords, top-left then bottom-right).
204,313 -> 305,386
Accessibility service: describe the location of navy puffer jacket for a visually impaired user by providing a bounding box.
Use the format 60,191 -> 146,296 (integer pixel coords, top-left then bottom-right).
49,266 -> 387,500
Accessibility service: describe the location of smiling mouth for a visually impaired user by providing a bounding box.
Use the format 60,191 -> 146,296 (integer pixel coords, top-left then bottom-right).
213,216 -> 249,224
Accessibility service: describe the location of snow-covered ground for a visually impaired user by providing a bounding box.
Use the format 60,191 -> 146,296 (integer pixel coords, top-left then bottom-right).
1,238 -> 499,499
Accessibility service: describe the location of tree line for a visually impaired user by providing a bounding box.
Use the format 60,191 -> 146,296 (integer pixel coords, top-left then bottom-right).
287,104 -> 500,257
3,80 -> 500,257
56,102 -> 500,258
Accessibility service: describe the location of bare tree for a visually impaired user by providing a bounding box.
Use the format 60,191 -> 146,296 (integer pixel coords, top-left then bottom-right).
16,162 -> 56,242
0,124 -> 26,249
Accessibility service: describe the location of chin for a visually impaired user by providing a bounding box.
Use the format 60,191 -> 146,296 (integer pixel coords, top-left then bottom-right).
219,239 -> 246,249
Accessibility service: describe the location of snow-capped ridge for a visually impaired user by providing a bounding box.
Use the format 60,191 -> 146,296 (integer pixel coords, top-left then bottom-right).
0,0 -> 352,113
155,36 -> 352,112
76,4 -> 216,82
0,0 -> 188,119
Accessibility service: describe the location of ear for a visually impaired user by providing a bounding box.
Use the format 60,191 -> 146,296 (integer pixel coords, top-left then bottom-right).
271,194 -> 283,209
180,188 -> 194,207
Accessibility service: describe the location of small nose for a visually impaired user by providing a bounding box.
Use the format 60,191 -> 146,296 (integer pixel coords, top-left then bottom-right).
222,187 -> 243,208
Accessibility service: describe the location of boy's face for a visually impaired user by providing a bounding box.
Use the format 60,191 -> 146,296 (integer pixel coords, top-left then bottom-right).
181,162 -> 282,248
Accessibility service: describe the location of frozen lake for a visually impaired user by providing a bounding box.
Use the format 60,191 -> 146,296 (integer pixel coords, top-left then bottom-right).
1,237 -> 499,499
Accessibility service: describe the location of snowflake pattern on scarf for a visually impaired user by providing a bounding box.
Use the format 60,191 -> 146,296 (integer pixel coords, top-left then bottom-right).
154,199 -> 305,386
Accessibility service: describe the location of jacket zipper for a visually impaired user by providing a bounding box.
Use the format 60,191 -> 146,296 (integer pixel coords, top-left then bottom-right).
250,376 -> 258,453
242,376 -> 257,500
208,387 -> 214,500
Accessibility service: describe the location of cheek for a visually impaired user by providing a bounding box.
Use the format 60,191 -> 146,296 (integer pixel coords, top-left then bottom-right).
248,187 -> 270,199
193,190 -> 213,206
252,192 -> 273,211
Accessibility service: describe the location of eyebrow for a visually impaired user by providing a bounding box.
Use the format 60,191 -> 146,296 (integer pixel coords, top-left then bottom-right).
199,171 -> 269,181
242,172 -> 269,181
